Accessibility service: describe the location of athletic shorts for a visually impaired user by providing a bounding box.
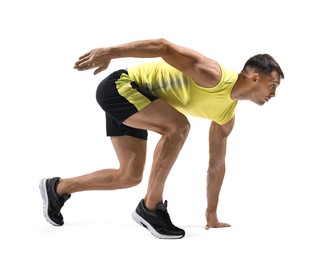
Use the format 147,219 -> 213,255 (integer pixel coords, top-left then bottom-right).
96,69 -> 158,140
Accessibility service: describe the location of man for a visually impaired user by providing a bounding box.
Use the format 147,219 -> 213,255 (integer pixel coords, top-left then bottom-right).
39,38 -> 284,239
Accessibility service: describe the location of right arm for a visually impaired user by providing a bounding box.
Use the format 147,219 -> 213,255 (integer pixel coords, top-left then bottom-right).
73,39 -> 167,75
73,38 -> 221,88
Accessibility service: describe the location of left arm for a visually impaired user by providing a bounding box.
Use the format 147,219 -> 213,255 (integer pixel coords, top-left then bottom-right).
205,117 -> 235,229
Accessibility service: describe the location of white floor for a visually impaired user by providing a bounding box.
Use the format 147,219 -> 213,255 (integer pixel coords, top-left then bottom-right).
5,186 -> 318,260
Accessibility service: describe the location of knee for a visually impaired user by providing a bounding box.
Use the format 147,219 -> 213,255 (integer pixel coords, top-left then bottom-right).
122,174 -> 143,187
118,165 -> 144,188
165,116 -> 190,141
179,118 -> 191,138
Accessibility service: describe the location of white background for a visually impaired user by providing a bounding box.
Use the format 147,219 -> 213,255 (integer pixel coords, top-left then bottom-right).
1,0 -> 317,259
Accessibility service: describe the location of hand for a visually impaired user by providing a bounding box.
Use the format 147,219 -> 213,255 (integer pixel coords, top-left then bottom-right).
205,211 -> 231,229
73,48 -> 111,75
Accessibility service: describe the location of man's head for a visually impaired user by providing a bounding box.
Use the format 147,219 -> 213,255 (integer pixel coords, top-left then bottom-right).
243,54 -> 284,79
241,54 -> 284,105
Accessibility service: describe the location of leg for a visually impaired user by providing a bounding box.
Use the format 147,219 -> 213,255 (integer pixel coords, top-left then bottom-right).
123,99 -> 190,211
40,134 -> 146,226
56,135 -> 146,195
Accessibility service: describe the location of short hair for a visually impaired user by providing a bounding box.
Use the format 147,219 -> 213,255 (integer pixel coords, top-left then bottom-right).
243,54 -> 284,79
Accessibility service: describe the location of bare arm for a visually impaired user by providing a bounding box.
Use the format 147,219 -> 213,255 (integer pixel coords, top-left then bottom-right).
205,117 -> 235,229
73,38 -> 221,87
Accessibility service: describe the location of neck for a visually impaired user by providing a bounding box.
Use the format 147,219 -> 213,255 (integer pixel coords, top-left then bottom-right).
230,73 -> 250,101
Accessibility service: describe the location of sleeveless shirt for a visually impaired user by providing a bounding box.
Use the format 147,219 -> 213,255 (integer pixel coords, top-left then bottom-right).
128,60 -> 238,125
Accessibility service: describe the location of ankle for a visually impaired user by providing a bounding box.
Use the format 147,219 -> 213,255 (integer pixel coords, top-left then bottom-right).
56,179 -> 66,196
144,198 -> 162,211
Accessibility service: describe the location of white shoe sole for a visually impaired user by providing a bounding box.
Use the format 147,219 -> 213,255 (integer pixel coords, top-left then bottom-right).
39,178 -> 60,226
131,211 -> 184,239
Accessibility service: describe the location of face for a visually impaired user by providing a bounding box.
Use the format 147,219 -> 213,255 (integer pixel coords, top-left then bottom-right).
251,71 -> 281,106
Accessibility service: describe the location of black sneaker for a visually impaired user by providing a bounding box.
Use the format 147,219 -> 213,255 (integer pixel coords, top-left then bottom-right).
132,199 -> 185,239
39,177 -> 71,226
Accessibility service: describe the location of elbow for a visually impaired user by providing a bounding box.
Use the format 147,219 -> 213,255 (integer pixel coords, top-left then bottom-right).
157,38 -> 168,45
156,38 -> 170,52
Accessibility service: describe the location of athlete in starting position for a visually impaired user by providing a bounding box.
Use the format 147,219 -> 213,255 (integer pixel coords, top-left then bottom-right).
40,38 -> 284,239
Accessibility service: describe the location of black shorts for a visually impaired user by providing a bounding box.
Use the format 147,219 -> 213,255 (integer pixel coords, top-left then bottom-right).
96,69 -> 158,140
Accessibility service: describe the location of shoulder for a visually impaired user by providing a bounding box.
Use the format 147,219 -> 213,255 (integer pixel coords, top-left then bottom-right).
210,116 -> 235,138
193,58 -> 222,88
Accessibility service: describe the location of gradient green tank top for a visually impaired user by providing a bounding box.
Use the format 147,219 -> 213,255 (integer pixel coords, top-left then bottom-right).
128,60 -> 238,125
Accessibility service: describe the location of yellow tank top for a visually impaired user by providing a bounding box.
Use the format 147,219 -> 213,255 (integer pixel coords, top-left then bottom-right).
128,60 -> 238,125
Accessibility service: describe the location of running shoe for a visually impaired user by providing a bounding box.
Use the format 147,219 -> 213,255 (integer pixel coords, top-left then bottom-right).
39,177 -> 71,226
132,199 -> 185,239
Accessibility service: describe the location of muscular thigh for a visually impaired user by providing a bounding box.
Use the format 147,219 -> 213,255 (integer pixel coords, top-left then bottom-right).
111,135 -> 147,179
123,99 -> 189,135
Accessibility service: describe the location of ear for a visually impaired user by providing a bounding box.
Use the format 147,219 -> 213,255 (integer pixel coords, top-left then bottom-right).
251,73 -> 259,84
